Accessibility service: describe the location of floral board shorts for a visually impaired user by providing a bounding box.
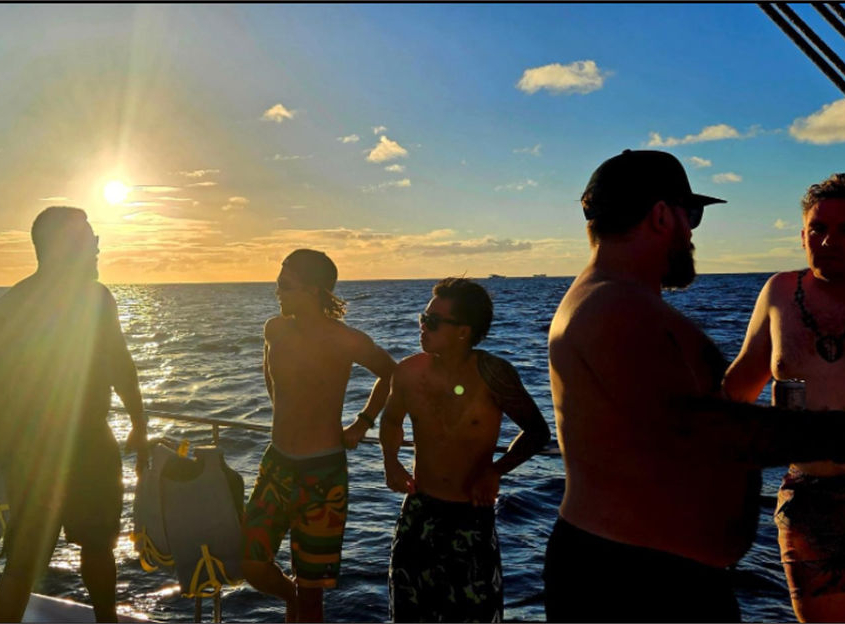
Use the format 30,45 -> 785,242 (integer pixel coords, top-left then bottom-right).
242,444 -> 348,589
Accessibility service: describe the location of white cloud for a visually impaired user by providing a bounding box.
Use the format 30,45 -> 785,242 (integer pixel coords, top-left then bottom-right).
136,186 -> 181,193
38,196 -> 70,201
712,172 -> 742,184
366,136 -> 409,163
262,103 -> 295,123
516,60 -> 607,95
648,124 -> 742,147
178,169 -> 219,178
385,164 -> 406,173
361,179 -> 411,193
187,181 -> 218,188
790,99 -> 845,144
222,197 -> 249,212
337,134 -> 360,144
703,246 -> 803,268
774,219 -> 795,230
688,156 -> 712,168
157,196 -> 193,203
273,154 -> 313,161
124,201 -> 165,208
494,179 -> 538,192
514,144 -> 542,157
373,125 -> 388,134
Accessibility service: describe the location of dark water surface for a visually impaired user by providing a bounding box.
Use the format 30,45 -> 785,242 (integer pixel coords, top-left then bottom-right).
0,274 -> 797,621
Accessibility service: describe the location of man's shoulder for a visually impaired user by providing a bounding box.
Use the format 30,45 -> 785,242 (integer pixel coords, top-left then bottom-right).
760,271 -> 799,304
394,353 -> 429,377
264,315 -> 288,338
474,349 -> 513,374
474,350 -> 522,392
569,279 -> 671,333
92,281 -> 117,305
329,318 -> 377,347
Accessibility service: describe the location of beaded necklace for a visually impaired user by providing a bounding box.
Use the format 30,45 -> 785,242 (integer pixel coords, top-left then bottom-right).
794,268 -> 845,362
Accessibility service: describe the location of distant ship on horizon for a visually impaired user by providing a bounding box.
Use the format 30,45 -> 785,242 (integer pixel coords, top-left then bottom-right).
532,273 -> 547,278
488,273 -> 506,279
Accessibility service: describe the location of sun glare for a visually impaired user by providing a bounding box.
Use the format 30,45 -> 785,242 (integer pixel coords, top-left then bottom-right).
103,180 -> 130,205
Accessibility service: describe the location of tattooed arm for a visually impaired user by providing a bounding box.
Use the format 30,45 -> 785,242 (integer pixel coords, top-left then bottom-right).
466,351 -> 551,506
478,351 -> 552,475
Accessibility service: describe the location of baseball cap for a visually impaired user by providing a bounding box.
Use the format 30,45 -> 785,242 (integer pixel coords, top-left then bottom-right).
582,150 -> 726,222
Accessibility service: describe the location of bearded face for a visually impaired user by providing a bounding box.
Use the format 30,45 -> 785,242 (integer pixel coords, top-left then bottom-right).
661,214 -> 696,289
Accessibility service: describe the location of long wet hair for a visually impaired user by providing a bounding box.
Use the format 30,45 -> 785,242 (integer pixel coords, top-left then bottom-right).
278,249 -> 347,319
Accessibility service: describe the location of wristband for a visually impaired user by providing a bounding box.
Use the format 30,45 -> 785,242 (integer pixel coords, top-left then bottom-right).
357,412 -> 376,428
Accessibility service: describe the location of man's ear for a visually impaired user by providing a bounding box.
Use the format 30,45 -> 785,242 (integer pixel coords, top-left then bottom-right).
458,325 -> 472,342
800,227 -> 806,250
648,200 -> 674,236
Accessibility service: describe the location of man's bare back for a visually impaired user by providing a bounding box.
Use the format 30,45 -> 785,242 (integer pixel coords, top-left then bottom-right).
550,269 -> 759,566
265,314 -> 391,455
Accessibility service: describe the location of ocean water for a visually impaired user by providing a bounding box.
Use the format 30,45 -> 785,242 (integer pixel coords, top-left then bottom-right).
0,273 -> 798,622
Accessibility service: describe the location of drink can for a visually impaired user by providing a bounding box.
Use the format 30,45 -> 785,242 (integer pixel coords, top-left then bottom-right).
772,379 -> 806,410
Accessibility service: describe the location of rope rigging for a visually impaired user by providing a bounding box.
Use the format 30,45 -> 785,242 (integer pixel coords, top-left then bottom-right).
759,2 -> 845,96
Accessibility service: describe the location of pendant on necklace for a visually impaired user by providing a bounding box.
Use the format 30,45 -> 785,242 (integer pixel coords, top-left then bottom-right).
816,335 -> 844,363
453,384 -> 465,396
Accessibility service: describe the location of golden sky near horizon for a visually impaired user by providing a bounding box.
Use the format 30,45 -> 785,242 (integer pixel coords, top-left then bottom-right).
1,4 -> 840,285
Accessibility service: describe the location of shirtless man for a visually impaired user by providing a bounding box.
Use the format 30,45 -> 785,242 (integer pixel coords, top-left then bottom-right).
0,206 -> 146,622
241,249 -> 396,623
724,174 -> 845,622
380,277 -> 550,622
546,151 -> 845,623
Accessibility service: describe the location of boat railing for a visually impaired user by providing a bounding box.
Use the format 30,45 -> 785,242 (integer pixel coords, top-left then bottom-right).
130,407 -> 777,507
133,407 -> 563,456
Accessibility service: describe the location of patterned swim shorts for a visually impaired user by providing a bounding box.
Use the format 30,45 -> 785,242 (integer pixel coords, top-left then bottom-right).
389,492 -> 503,622
776,467 -> 845,600
243,444 -> 348,589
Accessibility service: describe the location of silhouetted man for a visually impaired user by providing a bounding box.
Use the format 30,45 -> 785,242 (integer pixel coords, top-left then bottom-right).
725,173 -> 845,622
0,206 -> 146,622
547,151 -> 845,622
241,249 -> 396,623
381,277 -> 550,622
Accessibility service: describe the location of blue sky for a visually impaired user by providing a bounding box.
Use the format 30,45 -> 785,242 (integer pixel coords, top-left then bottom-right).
2,3 -> 845,283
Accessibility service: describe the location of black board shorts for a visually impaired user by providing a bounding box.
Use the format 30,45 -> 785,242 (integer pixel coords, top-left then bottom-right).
389,492 -> 503,623
543,517 -> 741,623
4,422 -> 123,554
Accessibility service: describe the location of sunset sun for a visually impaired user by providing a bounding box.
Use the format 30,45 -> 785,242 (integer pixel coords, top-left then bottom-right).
103,180 -> 130,205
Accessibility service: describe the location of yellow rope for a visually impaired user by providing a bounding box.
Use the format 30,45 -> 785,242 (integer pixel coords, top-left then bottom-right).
131,528 -> 174,572
185,544 -> 242,598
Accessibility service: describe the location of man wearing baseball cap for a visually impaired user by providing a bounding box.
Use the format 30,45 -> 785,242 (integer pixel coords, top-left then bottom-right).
545,150 -> 845,622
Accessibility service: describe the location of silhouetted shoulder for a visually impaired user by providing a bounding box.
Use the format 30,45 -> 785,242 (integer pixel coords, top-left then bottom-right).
94,282 -> 118,309
263,315 -> 287,341
0,275 -> 37,313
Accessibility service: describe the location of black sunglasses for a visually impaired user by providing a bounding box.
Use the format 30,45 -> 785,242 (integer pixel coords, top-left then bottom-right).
680,203 -> 703,229
419,312 -> 464,331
